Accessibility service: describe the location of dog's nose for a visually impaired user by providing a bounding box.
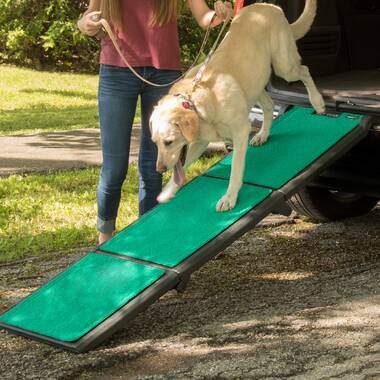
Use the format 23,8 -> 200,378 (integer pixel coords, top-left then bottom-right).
156,163 -> 167,173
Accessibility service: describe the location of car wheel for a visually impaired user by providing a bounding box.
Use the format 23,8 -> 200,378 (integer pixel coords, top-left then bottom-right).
288,186 -> 379,222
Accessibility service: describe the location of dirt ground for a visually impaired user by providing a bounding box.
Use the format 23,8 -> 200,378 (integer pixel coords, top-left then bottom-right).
0,209 -> 379,380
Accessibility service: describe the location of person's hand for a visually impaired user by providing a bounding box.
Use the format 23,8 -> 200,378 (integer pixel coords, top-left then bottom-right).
78,11 -> 102,37
214,1 -> 233,21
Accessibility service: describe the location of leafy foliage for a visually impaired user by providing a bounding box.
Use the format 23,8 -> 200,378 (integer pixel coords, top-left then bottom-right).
0,0 -> 100,72
0,0 -> 231,72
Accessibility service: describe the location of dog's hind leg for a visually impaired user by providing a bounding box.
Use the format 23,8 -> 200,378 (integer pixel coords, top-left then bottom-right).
272,36 -> 325,114
250,91 -> 274,146
294,65 -> 325,114
274,63 -> 325,114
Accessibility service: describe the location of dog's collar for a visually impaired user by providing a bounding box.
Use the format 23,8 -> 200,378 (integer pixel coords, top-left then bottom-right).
173,93 -> 206,122
174,93 -> 197,113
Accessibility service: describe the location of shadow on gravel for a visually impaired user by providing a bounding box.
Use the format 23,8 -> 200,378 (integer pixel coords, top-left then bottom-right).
78,212 -> 375,330
0,207 -> 379,379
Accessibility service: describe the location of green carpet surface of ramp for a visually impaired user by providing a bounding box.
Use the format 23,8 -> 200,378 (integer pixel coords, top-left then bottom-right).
0,106 -> 368,352
100,176 -> 272,267
0,253 -> 166,341
207,107 -> 363,188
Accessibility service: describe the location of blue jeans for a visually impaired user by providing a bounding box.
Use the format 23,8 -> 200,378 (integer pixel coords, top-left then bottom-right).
97,64 -> 181,233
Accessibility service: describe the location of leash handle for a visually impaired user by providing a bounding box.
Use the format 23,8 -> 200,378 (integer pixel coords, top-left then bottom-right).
97,13 -> 230,88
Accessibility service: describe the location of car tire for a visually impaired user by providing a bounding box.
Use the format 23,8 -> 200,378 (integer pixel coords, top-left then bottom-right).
288,186 -> 379,222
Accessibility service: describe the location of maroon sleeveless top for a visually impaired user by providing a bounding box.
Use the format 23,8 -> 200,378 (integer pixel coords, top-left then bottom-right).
100,0 -> 182,70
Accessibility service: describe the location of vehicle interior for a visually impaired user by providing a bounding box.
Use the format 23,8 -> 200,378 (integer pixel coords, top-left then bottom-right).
246,0 -> 380,220
269,0 -> 380,110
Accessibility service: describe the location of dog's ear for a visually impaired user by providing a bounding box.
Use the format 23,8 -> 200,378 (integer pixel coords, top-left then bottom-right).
149,118 -> 153,134
178,111 -> 199,143
149,107 -> 158,136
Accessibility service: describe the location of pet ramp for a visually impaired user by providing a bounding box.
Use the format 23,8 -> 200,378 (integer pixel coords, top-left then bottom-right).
0,107 -> 372,353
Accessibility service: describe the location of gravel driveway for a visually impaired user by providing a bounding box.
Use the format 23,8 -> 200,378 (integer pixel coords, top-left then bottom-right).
1,210 -> 379,380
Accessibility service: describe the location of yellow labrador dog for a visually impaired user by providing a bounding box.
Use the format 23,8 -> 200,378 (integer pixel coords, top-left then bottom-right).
150,0 -> 325,212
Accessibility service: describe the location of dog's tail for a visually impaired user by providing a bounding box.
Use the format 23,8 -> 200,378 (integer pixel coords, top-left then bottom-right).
291,0 -> 317,40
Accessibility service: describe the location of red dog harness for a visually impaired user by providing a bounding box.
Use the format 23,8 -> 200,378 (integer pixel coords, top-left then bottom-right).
234,0 -> 245,14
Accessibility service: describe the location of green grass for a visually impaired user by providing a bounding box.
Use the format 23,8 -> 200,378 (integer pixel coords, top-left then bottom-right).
0,64 -> 222,263
0,155 -> 222,263
0,64 -> 141,136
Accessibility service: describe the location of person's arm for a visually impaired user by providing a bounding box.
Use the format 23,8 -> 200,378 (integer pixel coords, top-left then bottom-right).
187,0 -> 233,29
77,0 -> 102,37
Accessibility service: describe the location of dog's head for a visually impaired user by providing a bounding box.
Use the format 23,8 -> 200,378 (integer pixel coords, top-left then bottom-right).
150,95 -> 199,183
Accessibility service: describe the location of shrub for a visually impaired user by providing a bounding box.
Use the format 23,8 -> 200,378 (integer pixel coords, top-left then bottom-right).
0,0 -> 99,71
0,0 -> 230,72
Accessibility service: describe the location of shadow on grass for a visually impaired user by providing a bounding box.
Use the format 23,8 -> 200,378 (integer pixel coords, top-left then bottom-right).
0,224 -> 95,264
20,88 -> 97,102
0,104 -> 99,135
0,203 -> 45,232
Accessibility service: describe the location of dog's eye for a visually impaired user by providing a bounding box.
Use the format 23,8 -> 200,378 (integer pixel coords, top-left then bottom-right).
164,140 -> 173,147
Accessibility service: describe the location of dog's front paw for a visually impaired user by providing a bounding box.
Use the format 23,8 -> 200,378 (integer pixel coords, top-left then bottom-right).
313,93 -> 326,115
157,185 -> 179,204
216,193 -> 237,212
157,191 -> 172,204
250,132 -> 269,147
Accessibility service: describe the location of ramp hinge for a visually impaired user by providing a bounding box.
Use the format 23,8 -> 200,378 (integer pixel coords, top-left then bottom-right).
335,99 -> 357,112
314,110 -> 340,118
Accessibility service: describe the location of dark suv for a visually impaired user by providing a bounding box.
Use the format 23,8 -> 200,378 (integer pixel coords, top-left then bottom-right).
249,0 -> 380,221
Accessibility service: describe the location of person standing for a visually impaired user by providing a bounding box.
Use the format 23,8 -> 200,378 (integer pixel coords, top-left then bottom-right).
78,0 -> 232,244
